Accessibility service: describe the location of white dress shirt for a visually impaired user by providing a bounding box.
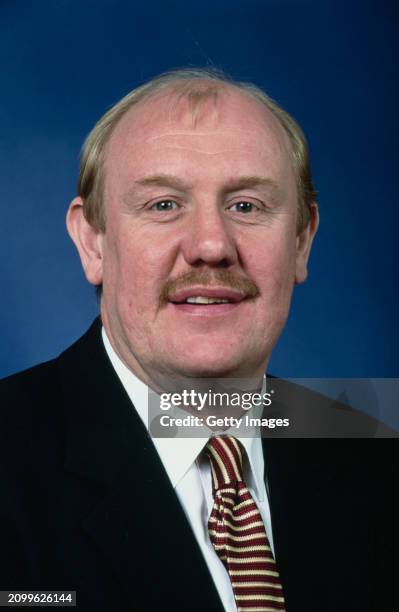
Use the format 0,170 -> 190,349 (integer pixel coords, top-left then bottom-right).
102,328 -> 275,612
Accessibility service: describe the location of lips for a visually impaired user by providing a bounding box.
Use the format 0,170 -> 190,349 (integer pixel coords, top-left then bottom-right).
168,287 -> 246,305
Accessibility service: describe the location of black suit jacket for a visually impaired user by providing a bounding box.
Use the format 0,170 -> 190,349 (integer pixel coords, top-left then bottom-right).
0,319 -> 397,611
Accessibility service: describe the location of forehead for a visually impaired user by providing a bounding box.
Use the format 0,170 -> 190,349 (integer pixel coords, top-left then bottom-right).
103,85 -> 294,188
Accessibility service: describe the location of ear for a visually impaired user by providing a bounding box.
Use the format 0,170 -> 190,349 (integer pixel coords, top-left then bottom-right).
295,202 -> 319,284
66,197 -> 104,286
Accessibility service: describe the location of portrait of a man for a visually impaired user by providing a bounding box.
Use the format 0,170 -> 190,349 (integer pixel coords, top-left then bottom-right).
1,66 -> 397,612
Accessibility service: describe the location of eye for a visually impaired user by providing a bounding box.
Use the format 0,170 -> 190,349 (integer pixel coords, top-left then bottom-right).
151,199 -> 179,211
228,201 -> 258,213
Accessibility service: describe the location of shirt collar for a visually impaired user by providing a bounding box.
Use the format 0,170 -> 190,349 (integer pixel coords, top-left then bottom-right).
102,327 -> 265,495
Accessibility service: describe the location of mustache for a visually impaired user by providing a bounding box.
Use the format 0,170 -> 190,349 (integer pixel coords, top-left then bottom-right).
160,269 -> 260,305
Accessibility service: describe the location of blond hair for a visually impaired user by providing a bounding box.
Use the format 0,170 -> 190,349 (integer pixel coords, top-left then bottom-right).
78,68 -> 317,233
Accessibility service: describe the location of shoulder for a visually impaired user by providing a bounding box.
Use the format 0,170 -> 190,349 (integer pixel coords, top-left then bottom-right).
0,318 -> 103,414
1,359 -> 57,405
0,318 -> 103,468
0,359 -> 61,434
0,359 -> 65,477
265,376 -> 397,437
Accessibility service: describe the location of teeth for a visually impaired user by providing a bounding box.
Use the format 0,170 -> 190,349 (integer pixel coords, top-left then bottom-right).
186,296 -> 230,304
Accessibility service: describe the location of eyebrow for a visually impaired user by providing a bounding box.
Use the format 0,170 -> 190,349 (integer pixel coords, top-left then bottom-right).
222,175 -> 280,193
131,173 -> 280,193
134,174 -> 190,191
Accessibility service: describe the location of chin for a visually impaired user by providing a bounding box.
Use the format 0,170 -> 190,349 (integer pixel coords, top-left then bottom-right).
171,355 -> 244,380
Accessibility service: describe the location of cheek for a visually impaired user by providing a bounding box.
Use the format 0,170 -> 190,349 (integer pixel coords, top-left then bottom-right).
245,233 -> 297,293
103,223 -> 177,308
245,240 -> 297,340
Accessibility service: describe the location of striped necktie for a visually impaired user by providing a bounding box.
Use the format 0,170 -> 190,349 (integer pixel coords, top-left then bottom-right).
206,436 -> 286,612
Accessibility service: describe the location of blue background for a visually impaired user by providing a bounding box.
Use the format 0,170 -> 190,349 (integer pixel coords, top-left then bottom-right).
1,0 -> 398,378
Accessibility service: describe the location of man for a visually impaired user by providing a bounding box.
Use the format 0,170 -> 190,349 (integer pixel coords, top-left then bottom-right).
0,69 -> 397,612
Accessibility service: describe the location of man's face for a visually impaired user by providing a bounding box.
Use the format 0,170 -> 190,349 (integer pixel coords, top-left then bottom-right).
92,88 -> 313,386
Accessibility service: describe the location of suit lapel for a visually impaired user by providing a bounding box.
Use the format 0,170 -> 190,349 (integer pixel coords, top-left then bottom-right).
56,319 -> 224,610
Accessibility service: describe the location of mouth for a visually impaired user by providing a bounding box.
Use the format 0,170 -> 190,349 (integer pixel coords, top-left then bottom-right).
167,287 -> 248,315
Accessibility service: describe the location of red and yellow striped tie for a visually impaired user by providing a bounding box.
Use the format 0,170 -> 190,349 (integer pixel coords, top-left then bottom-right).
206,436 -> 286,612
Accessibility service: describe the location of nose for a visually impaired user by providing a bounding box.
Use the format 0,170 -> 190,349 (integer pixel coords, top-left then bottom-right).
180,201 -> 238,268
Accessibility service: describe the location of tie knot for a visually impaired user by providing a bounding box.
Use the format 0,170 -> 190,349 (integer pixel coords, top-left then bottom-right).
205,436 -> 244,491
